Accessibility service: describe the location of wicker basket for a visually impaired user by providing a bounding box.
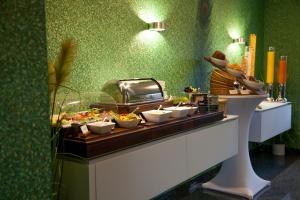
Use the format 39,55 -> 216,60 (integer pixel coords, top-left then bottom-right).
210,69 -> 236,95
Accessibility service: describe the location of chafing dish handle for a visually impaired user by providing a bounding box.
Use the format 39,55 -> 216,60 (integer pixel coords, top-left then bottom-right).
122,88 -> 129,103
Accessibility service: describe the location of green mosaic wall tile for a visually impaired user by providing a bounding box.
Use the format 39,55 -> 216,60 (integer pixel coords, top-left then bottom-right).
264,0 -> 300,148
0,0 -> 266,198
0,1 -> 52,200
45,0 -> 264,97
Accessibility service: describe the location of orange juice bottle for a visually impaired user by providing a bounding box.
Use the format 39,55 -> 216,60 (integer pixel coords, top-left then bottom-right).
266,47 -> 275,84
278,56 -> 287,84
249,34 -> 256,77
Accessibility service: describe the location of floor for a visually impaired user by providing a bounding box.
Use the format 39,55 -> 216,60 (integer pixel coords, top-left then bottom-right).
153,146 -> 300,200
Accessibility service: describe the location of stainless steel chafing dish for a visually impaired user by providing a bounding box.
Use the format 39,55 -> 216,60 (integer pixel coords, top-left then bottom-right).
101,78 -> 164,105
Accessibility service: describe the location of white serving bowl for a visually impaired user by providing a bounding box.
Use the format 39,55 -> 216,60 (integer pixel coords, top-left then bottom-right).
142,110 -> 172,123
115,118 -> 141,128
163,107 -> 190,118
87,121 -> 115,134
180,106 -> 198,115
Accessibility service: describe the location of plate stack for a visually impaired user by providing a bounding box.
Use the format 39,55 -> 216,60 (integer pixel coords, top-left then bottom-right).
210,69 -> 235,95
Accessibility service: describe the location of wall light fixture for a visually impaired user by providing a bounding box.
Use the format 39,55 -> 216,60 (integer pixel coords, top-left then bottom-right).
148,21 -> 166,32
232,37 -> 245,44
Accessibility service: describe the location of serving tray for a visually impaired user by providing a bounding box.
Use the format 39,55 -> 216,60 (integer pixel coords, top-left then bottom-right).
62,111 -> 224,159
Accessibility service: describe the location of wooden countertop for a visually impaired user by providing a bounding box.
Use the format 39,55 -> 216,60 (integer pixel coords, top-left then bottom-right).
62,111 -> 224,159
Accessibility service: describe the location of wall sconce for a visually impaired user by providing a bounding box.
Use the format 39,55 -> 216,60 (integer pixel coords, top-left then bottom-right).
148,21 -> 166,32
232,37 -> 245,44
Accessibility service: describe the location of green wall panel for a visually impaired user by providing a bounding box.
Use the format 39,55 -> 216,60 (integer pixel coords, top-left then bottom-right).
46,0 -> 264,96
264,0 -> 300,148
0,0 -> 266,198
2,0 -> 300,198
0,1 -> 51,200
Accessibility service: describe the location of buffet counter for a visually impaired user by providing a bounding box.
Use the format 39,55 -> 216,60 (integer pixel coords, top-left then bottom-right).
249,101 -> 291,142
62,111 -> 224,159
60,114 -> 239,200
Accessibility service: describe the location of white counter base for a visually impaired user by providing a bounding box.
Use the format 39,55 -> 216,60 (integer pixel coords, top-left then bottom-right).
61,116 -> 238,200
249,101 -> 291,142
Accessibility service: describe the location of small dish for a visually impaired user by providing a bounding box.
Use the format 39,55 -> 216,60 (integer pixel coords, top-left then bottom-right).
163,107 -> 190,118
229,89 -> 239,95
240,89 -> 251,95
87,121 -> 115,134
115,118 -> 141,128
142,110 -> 172,123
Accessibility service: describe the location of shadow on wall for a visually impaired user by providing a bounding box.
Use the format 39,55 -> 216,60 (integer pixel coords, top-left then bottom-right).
198,0 -> 212,27
194,0 -> 212,92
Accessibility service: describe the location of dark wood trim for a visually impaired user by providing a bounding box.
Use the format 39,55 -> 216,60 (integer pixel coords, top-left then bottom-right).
62,111 -> 224,159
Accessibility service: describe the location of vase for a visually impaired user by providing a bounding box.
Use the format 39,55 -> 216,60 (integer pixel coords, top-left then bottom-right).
272,143 -> 285,156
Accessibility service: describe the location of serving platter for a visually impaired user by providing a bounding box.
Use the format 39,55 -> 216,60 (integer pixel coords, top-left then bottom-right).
62,111 -> 224,158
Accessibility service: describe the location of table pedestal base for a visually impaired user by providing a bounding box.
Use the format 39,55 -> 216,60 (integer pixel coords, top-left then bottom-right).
202,95 -> 270,200
203,177 -> 270,199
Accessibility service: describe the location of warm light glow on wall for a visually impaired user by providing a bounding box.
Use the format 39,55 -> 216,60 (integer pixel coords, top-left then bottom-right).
134,30 -> 164,45
138,9 -> 162,23
130,29 -> 168,58
227,27 -> 242,40
225,43 -> 243,63
226,43 -> 240,52
130,1 -> 168,23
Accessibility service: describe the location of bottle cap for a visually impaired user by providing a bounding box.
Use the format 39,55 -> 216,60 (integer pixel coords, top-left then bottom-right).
268,46 -> 275,51
280,56 -> 287,60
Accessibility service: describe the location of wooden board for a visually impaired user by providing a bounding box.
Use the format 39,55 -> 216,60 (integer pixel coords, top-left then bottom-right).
62,111 -> 224,159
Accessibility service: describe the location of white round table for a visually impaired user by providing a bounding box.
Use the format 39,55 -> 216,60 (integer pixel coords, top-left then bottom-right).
202,95 -> 270,199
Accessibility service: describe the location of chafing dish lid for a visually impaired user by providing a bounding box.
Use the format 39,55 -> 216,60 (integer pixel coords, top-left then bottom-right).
101,78 -> 163,104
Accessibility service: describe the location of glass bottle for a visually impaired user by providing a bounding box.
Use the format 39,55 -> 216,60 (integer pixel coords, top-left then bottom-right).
266,46 -> 275,101
244,46 -> 252,78
276,56 -> 288,102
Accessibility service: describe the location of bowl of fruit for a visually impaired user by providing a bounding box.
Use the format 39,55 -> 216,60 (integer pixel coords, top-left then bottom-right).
87,121 -> 115,134
113,112 -> 141,128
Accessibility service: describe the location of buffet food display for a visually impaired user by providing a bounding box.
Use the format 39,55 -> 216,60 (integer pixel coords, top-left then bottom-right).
55,78 -> 224,158
56,102 -> 213,136
62,108 -> 224,158
54,109 -> 107,127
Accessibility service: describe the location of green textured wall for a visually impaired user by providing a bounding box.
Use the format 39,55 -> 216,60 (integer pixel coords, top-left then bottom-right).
0,0 -> 266,198
264,0 -> 300,148
46,0 -> 264,96
0,1 -> 52,200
